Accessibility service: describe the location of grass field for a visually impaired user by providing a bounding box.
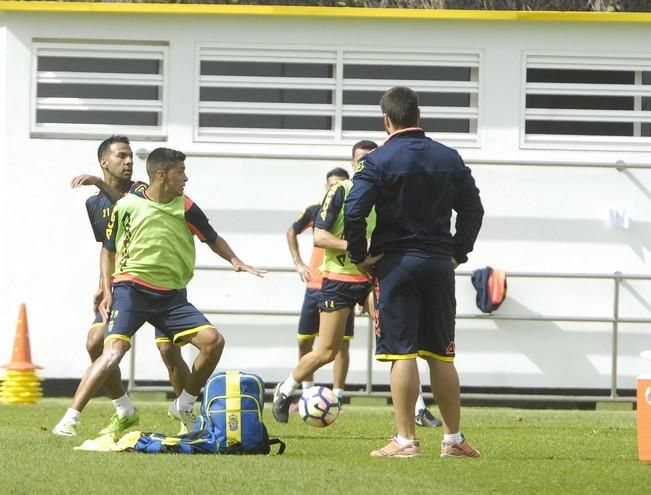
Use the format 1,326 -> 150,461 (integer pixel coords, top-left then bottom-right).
1,398 -> 648,494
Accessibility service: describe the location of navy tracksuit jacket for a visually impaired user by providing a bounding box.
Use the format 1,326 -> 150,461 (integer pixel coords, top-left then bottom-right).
344,128 -> 484,264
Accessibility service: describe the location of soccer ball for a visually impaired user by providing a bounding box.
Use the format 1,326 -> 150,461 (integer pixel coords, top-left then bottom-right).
298,385 -> 340,427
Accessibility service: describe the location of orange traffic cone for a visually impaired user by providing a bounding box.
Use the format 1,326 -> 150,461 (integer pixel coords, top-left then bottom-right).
0,304 -> 43,404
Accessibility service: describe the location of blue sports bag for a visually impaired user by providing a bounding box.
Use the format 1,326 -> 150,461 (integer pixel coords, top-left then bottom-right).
199,371 -> 285,455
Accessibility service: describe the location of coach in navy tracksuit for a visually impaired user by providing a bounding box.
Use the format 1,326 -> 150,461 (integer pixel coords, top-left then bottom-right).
344,86 -> 484,458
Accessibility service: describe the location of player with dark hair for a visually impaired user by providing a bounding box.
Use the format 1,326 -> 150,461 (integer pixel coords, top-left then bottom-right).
287,167 -> 353,403
273,141 -> 378,422
345,86 -> 484,458
279,140 -> 442,425
62,135 -> 191,436
54,147 -> 265,436
273,141 -> 380,420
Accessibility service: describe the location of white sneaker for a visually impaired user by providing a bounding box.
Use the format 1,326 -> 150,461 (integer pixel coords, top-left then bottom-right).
167,400 -> 196,434
52,418 -> 79,436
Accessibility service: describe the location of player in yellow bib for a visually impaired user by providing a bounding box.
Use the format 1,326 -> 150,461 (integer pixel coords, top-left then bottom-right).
287,167 -> 355,405
273,142 -> 376,422
54,147 -> 266,437
275,141 -> 442,426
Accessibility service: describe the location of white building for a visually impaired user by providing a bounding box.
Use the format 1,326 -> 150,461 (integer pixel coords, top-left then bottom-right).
0,2 -> 649,397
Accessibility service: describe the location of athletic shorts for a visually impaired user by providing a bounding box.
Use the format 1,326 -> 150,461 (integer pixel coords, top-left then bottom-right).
91,311 -> 171,343
298,287 -> 354,341
319,278 -> 371,313
373,254 -> 456,362
105,282 -> 215,346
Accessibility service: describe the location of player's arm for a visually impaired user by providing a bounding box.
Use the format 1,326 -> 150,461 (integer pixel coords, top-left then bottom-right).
92,247 -> 109,313
344,158 -> 383,273
206,236 -> 264,277
287,227 -> 312,282
185,197 -> 266,278
314,228 -> 347,251
452,155 -> 484,265
98,209 -> 118,322
287,206 -> 316,283
71,174 -> 123,203
314,184 -> 347,250
98,248 -> 115,322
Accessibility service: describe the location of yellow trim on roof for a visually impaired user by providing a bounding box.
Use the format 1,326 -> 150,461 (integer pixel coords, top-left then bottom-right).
0,1 -> 651,23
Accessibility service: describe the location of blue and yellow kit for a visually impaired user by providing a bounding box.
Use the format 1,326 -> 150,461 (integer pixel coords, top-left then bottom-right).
86,181 -> 147,328
102,189 -> 220,345
85,181 -> 147,243
292,203 -> 354,339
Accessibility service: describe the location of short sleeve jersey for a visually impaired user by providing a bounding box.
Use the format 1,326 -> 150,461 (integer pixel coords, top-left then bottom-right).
291,203 -> 325,290
104,189 -> 218,290
315,179 -> 375,281
85,181 -> 147,242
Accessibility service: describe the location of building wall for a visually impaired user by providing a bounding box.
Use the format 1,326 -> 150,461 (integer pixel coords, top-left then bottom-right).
0,5 -> 649,391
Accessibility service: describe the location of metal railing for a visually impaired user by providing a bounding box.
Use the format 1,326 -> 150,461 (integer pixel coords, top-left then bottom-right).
128,267 -> 651,404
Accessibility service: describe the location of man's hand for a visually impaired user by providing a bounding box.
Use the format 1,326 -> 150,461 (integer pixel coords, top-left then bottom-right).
355,253 -> 384,275
295,261 -> 313,284
92,288 -> 104,314
232,260 -> 267,278
71,174 -> 101,188
99,292 -> 113,323
451,257 -> 459,270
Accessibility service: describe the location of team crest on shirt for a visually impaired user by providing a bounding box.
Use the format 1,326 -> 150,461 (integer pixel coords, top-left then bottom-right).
354,159 -> 365,173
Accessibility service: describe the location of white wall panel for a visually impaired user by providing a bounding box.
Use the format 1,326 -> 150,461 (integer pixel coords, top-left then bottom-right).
0,10 -> 649,391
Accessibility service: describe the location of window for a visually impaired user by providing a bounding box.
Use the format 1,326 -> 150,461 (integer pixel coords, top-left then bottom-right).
197,47 -> 337,141
196,46 -> 480,145
32,41 -> 168,139
341,51 -> 479,143
523,53 -> 651,149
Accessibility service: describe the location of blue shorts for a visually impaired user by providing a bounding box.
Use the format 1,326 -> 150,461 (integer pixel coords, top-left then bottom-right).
91,311 -> 171,343
105,282 -> 215,346
298,288 -> 354,340
373,254 -> 456,362
319,278 -> 371,313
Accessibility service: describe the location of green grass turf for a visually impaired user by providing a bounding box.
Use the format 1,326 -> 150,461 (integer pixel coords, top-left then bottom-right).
1,398 -> 648,494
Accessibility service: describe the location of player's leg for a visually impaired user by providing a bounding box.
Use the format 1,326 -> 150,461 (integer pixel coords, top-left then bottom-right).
298,337 -> 315,383
273,307 -> 348,423
53,338 -> 132,436
160,293 -> 225,432
370,254 -> 422,457
427,357 -> 479,457
86,317 -> 138,435
414,382 -> 442,428
420,257 -> 479,458
292,307 -> 349,384
167,326 -> 224,432
291,337 -> 315,413
53,283 -> 145,437
364,289 -> 439,428
73,338 -> 132,413
273,279 -> 358,423
155,334 -> 190,396
425,357 -> 460,433
389,359 -> 420,439
182,327 -> 224,395
86,322 -> 122,397
296,288 -> 321,388
274,280 -> 369,423
332,311 -> 354,402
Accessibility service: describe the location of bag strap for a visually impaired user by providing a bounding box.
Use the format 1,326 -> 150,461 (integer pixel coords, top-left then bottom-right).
268,438 -> 286,455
